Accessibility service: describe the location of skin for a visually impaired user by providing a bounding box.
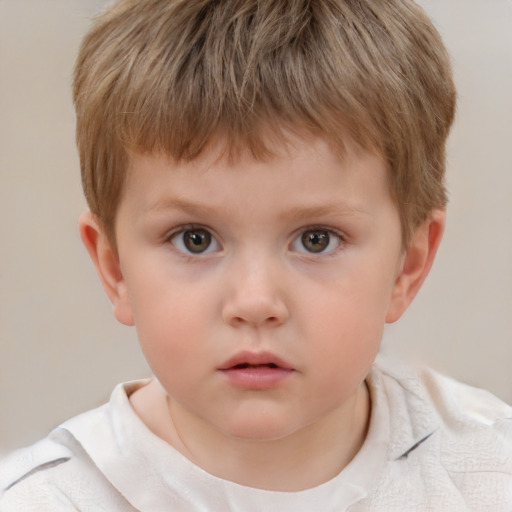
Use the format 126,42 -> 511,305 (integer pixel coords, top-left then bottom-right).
80,134 -> 444,491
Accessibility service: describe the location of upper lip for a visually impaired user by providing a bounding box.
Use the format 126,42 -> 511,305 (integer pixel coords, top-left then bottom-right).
218,351 -> 294,371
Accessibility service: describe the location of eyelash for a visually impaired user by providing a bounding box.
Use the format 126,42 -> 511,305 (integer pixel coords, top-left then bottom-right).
291,225 -> 346,257
166,224 -> 346,257
167,224 -> 221,256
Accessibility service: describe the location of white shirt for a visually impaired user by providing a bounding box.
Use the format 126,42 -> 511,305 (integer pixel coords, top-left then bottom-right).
1,358 -> 511,511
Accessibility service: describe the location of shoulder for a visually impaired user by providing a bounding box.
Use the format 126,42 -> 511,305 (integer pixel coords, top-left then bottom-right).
417,366 -> 512,473
374,356 -> 512,425
0,404 -> 137,512
406,364 -> 511,451
0,433 -> 79,511
378,358 -> 512,466
366,358 -> 512,510
0,435 -> 72,487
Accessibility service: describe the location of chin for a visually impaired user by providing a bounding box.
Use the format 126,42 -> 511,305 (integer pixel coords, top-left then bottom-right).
219,414 -> 300,442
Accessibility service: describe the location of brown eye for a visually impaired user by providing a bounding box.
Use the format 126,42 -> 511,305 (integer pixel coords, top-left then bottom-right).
183,229 -> 212,253
292,228 -> 342,254
172,227 -> 220,255
301,230 -> 331,253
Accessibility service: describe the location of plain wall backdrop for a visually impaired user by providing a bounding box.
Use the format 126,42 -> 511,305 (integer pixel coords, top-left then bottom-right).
1,0 -> 511,454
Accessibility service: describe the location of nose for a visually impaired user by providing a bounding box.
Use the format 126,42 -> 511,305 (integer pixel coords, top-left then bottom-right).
221,255 -> 290,328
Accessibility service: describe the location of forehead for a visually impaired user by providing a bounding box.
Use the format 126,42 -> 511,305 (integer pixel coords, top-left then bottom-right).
120,134 -> 393,223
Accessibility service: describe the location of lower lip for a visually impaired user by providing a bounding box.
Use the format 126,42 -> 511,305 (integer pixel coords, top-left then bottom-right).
220,367 -> 294,390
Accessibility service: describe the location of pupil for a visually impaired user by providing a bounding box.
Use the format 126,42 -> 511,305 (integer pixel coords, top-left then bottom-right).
184,229 -> 211,253
302,230 -> 329,253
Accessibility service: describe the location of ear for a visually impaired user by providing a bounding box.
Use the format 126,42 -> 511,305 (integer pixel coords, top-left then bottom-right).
386,209 -> 445,323
78,211 -> 134,326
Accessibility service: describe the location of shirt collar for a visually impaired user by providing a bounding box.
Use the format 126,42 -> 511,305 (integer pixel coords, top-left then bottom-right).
369,356 -> 439,462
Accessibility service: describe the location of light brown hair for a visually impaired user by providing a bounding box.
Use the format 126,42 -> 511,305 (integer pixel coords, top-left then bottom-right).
73,0 -> 456,247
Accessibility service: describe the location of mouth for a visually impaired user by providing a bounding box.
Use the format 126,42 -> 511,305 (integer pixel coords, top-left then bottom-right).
232,362 -> 280,369
218,351 -> 295,389
219,351 -> 294,372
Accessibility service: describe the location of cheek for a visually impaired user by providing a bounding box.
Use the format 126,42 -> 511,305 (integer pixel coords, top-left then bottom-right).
297,298 -> 380,417
305,265 -> 393,335
305,301 -> 382,369
127,277 -> 212,365
300,275 -> 390,378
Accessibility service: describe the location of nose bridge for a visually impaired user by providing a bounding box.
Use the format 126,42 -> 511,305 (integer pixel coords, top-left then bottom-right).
222,247 -> 289,327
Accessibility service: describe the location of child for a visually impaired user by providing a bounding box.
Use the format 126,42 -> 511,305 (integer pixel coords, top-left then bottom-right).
1,0 -> 511,510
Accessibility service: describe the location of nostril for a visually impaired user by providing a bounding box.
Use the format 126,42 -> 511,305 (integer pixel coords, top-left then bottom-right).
222,292 -> 289,327
232,315 -> 278,324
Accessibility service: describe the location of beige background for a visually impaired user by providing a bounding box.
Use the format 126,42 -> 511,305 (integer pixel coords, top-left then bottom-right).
1,0 -> 511,454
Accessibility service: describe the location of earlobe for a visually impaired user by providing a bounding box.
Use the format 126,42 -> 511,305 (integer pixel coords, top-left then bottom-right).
386,209 -> 445,323
78,211 -> 134,326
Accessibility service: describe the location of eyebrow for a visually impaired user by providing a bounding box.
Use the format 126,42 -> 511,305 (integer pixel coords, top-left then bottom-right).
279,203 -> 371,222
144,197 -> 371,221
144,198 -> 217,217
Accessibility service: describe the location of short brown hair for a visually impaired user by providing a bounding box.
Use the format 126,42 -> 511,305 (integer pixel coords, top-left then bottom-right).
74,0 -> 456,246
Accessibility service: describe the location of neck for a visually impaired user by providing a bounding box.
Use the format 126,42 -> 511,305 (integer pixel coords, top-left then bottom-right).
131,380 -> 370,491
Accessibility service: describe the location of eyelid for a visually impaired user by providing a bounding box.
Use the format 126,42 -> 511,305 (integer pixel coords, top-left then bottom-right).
167,224 -> 222,255
290,225 -> 346,255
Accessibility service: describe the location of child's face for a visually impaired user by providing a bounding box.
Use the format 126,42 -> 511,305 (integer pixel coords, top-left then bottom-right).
107,136 -> 407,441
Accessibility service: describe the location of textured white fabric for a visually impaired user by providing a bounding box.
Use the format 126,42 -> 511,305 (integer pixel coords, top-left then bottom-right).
1,358 -> 511,511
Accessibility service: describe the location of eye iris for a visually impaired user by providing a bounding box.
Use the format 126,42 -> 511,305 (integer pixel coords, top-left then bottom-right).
184,229 -> 211,253
302,230 -> 329,253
